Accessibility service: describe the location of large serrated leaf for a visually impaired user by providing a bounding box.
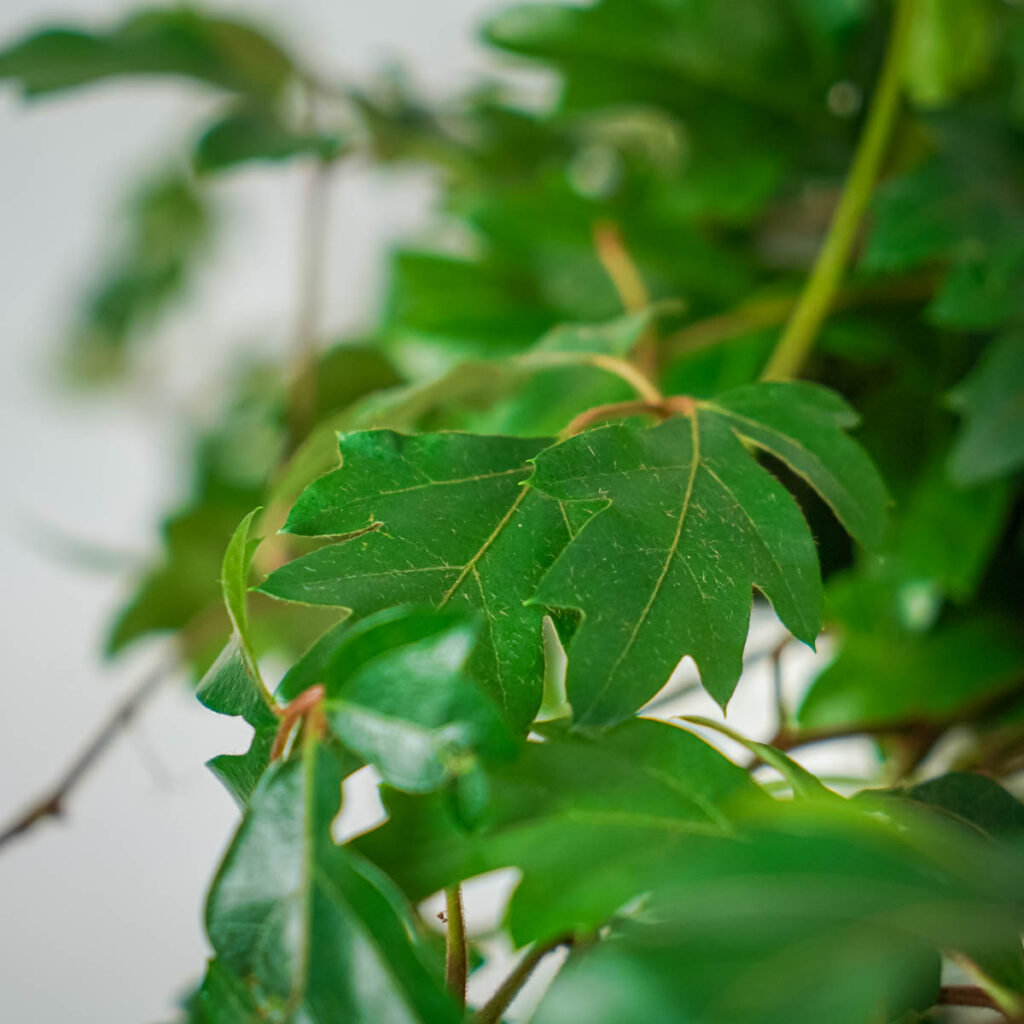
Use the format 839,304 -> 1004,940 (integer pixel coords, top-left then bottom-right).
529,382 -> 886,722
260,431 -> 577,730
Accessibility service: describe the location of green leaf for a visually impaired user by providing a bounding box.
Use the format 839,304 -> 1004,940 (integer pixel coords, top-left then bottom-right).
799,617 -> 1024,729
196,638 -> 275,730
528,382 -> 885,722
706,382 -> 889,551
0,10 -> 294,100
880,771 -> 1024,842
63,169 -> 211,383
260,431 -> 577,730
677,716 -> 834,800
862,144 -> 1024,330
205,739 -> 460,1022
530,307 -> 662,358
904,0 -> 995,109
531,807 -> 1024,1024
289,607 -> 516,792
190,960 -> 261,1024
194,104 -> 344,174
532,424 -> 807,717
206,729 -> 277,810
356,718 -> 761,945
948,332 -> 1024,485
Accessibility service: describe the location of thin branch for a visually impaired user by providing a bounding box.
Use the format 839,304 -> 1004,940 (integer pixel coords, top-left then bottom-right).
444,883 -> 468,1009
561,399 -> 666,439
937,985 -> 1009,1015
760,0 -> 915,381
661,273 -> 934,361
593,221 -> 649,314
0,660 -> 173,852
593,220 -> 659,377
476,935 -> 572,1024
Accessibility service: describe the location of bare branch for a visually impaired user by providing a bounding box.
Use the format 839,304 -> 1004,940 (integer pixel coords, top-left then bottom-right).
0,659 -> 174,852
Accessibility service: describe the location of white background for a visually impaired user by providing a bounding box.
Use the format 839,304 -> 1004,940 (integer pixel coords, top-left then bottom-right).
0,3 -> 857,1021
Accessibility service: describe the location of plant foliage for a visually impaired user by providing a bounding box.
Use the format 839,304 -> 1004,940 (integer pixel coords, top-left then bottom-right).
3,0 -> 1024,1021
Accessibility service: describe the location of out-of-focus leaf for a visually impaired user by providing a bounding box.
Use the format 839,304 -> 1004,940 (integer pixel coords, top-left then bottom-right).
194,103 -> 344,174
190,959 -> 260,1024
799,617 -> 1024,728
0,9 -> 294,100
948,332 -> 1024,485
64,170 -> 211,382
904,0 -> 995,109
863,140 -> 1024,330
261,431 -> 577,730
532,807 -> 1024,1024
205,740 -> 460,1022
356,718 -> 761,945
880,771 -> 1024,841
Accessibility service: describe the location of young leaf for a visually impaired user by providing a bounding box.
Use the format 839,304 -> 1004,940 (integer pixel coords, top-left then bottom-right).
206,739 -> 460,1022
196,510 -> 278,805
260,431 -> 576,730
948,332 -> 1024,485
290,607 -> 516,793
356,719 -> 761,945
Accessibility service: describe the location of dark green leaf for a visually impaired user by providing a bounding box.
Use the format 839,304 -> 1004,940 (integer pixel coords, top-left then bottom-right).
0,10 -> 294,100
206,739 -> 460,1022
261,431 -> 576,730
948,332 -> 1024,485
194,104 -> 344,174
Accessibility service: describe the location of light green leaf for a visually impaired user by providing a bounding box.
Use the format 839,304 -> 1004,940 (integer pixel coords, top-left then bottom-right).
206,739 -> 460,1022
532,807 -> 1024,1024
904,0 -> 995,109
260,431 -> 576,730
677,716 -> 833,800
949,332 -> 1024,485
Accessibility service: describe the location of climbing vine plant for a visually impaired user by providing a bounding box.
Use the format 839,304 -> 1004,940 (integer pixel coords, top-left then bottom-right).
2,1 -> 1024,1021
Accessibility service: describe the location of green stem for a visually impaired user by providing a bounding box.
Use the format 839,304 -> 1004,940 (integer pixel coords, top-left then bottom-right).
761,0 -> 916,382
476,936 -> 569,1024
444,884 -> 468,1008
